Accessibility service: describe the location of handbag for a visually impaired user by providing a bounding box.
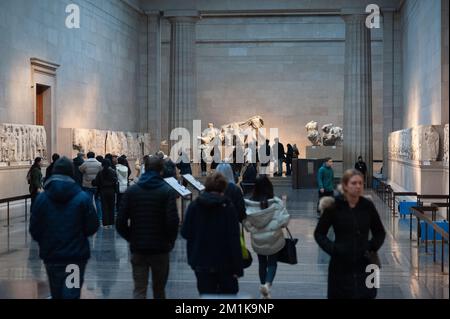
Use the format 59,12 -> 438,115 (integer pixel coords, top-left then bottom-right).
240,226 -> 253,269
277,227 -> 298,265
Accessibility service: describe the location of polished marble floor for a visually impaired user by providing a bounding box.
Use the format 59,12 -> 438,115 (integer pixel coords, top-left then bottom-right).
0,180 -> 448,299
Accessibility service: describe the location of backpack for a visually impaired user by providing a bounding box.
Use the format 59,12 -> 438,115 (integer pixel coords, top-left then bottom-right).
26,169 -> 32,184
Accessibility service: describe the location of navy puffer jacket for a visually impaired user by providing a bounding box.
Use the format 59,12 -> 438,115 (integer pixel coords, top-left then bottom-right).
29,174 -> 99,263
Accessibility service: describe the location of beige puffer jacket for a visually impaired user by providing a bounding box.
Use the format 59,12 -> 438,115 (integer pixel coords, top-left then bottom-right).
79,158 -> 102,188
243,197 -> 290,256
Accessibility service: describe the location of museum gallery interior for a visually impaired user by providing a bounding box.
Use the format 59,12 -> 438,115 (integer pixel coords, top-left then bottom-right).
0,0 -> 448,299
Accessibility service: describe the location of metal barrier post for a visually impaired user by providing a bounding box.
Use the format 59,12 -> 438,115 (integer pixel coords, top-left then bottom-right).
433,227 -> 436,262
7,201 -> 10,227
25,198 -> 28,222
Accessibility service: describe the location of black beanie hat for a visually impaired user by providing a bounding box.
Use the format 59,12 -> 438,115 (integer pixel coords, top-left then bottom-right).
52,156 -> 75,178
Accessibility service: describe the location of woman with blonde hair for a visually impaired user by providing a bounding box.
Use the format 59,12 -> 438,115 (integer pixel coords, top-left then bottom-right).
314,169 -> 386,299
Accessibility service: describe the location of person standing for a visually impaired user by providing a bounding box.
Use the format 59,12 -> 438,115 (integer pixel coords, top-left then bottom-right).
116,156 -> 179,299
317,157 -> 334,214
272,138 -> 285,177
29,157 -> 99,299
239,159 -> 257,195
93,159 -> 117,228
285,144 -> 294,176
292,144 -> 300,159
243,176 -> 290,299
44,153 -> 60,183
72,152 -> 85,186
115,156 -> 129,211
27,157 -> 43,209
354,156 -> 368,183
259,139 -> 271,176
79,151 -> 102,220
181,173 -> 243,296
314,169 -> 386,299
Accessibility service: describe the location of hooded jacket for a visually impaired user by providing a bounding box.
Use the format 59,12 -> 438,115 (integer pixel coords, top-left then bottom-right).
243,197 -> 290,256
116,163 -> 129,193
181,192 -> 243,277
116,170 -> 179,255
29,174 -> 99,263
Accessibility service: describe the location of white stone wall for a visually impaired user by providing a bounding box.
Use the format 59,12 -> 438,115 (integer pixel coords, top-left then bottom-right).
0,0 -> 141,132
160,15 -> 384,159
401,0 -> 443,127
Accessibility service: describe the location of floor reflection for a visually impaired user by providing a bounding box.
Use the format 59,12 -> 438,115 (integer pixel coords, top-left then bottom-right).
0,186 -> 448,299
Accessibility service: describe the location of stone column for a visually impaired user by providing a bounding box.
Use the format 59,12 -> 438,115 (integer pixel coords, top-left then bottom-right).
342,9 -> 373,185
145,11 -> 162,152
382,10 -> 394,180
164,10 -> 199,150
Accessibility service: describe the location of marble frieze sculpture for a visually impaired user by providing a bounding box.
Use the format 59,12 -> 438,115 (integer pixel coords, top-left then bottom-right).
0,123 -> 47,164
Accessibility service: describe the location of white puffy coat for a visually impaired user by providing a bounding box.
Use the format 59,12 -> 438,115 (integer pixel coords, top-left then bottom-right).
116,164 -> 129,193
243,197 -> 290,256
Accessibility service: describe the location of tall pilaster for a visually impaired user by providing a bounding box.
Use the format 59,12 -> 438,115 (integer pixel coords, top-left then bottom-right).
342,9 -> 373,185
165,10 -> 199,149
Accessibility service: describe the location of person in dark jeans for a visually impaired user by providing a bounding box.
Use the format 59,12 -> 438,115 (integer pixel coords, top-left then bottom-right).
285,144 -> 294,176
181,173 -> 243,296
317,157 -> 334,214
29,157 -> 99,299
116,155 -> 179,299
93,159 -> 117,228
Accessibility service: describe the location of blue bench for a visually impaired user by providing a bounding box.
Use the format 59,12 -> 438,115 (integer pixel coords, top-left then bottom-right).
399,201 -> 417,217
420,220 -> 449,241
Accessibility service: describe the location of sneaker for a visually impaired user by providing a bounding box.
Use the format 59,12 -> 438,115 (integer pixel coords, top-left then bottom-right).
259,284 -> 271,299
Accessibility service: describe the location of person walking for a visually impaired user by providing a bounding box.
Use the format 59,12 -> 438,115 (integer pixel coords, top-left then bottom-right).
115,156 -> 129,211
29,157 -> 99,299
243,176 -> 290,299
93,159 -> 117,228
27,157 -> 43,209
181,172 -> 243,296
317,157 -> 334,214
116,155 -> 179,299
314,169 -> 386,299
216,163 -> 246,222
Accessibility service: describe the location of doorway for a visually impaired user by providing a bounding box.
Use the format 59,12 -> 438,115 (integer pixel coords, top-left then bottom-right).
35,84 -> 51,157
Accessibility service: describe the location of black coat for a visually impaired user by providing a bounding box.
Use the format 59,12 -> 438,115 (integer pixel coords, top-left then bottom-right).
181,192 -> 243,277
277,142 -> 285,159
72,156 -> 84,186
224,183 -> 246,222
29,174 -> 99,263
355,161 -> 368,176
242,164 -> 257,183
93,168 -> 117,194
314,195 -> 386,299
116,170 -> 179,255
